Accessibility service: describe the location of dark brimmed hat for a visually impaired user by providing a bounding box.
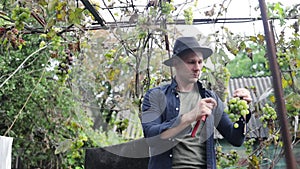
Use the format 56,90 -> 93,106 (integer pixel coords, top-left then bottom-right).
163,37 -> 213,66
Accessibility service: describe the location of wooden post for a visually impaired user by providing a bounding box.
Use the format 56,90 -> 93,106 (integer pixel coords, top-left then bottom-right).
258,0 -> 297,168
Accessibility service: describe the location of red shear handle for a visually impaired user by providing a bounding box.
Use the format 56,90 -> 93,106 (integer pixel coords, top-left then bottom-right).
191,116 -> 207,137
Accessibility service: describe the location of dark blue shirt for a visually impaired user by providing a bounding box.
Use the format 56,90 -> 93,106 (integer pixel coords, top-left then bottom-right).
141,79 -> 249,169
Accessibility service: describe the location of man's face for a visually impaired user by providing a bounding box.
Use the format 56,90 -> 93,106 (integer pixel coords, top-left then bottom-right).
174,51 -> 204,83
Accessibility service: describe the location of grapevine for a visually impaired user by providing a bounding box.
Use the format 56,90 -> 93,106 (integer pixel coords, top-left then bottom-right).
216,145 -> 239,168
259,104 -> 277,128
0,27 -> 26,50
11,6 -> 31,30
161,1 -> 175,15
276,51 -> 290,70
183,7 -> 193,25
215,67 -> 231,101
225,97 -> 250,128
54,49 -> 74,84
244,138 -> 256,154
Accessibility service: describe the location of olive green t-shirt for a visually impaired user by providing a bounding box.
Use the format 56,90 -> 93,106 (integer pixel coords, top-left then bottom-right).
172,87 -> 207,169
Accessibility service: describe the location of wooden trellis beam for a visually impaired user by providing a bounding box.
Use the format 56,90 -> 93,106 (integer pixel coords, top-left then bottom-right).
80,0 -> 107,28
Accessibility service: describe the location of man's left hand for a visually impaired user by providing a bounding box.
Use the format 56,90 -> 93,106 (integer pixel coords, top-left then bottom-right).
233,88 -> 252,104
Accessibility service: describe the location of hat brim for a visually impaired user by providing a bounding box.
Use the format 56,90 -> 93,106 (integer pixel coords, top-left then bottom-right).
163,47 -> 213,66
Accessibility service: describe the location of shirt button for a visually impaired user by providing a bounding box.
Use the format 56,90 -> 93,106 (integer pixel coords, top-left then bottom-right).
169,154 -> 173,158
176,95 -> 179,98
175,107 -> 179,111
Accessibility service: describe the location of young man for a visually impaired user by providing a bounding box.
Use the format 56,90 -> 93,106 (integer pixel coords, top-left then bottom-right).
141,37 -> 252,169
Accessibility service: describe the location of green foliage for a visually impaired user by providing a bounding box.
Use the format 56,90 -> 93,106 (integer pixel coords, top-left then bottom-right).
0,0 -> 128,166
267,2 -> 286,25
11,6 -> 31,30
0,32 -> 126,168
68,8 -> 84,25
226,47 -> 270,78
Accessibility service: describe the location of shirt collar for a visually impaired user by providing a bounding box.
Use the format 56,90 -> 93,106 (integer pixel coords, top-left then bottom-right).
169,78 -> 204,91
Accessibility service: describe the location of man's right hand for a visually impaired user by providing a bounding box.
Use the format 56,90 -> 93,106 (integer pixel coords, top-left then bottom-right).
185,98 -> 217,123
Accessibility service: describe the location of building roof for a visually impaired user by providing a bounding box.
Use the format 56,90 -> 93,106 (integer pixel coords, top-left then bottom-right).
228,76 -> 273,106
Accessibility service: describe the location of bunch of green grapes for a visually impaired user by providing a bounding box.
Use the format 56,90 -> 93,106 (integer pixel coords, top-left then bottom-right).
183,7 -> 193,25
244,138 -> 256,154
214,67 -> 231,101
259,104 -> 277,128
161,1 -> 175,15
265,51 -> 291,70
216,146 -> 239,168
277,52 -> 290,70
54,49 -> 74,83
222,67 -> 231,85
215,67 -> 231,82
225,97 -> 250,128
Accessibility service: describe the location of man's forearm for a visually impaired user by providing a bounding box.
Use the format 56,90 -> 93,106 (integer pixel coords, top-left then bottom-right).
160,113 -> 193,139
